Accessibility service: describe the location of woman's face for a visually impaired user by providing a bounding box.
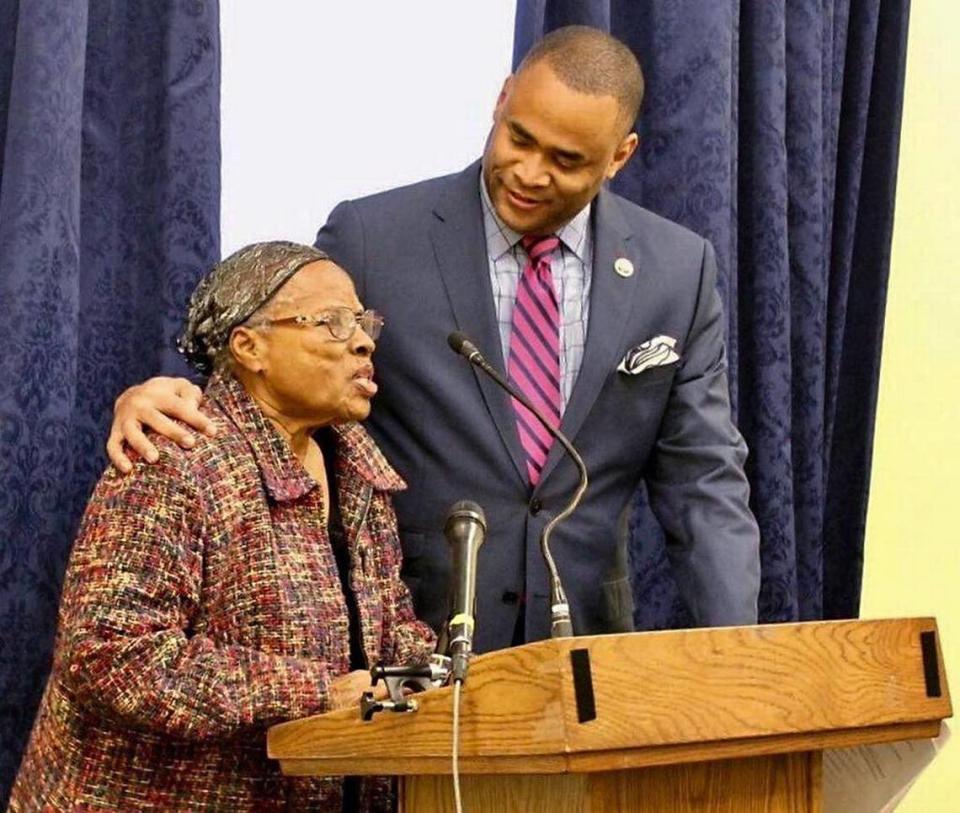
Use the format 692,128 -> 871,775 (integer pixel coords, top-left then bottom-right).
235,261 -> 378,426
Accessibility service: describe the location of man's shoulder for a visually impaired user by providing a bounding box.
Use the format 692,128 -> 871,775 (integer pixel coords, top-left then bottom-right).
341,163 -> 477,213
603,188 -> 707,251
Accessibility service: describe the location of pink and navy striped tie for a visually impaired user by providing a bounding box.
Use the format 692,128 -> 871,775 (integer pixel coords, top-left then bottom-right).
508,234 -> 561,486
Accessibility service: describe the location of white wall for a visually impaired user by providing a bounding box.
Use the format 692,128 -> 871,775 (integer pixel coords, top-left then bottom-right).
220,3 -> 517,256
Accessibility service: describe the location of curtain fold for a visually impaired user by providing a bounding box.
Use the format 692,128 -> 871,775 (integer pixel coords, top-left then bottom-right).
0,1 -> 220,801
513,0 -> 910,628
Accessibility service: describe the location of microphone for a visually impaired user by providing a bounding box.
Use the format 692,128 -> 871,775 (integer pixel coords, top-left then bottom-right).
444,500 -> 487,683
447,331 -> 586,638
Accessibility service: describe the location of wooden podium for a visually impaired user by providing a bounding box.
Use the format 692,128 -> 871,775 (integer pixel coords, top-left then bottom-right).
268,618 -> 951,811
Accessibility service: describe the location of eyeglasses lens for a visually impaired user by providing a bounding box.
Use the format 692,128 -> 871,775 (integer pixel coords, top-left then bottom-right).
327,309 -> 355,340
359,311 -> 383,340
324,309 -> 382,341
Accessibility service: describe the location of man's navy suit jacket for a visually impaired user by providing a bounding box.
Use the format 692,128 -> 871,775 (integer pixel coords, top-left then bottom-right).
316,161 -> 760,652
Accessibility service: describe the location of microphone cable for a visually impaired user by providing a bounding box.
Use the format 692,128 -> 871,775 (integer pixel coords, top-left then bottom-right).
452,679 -> 464,813
442,498 -> 485,811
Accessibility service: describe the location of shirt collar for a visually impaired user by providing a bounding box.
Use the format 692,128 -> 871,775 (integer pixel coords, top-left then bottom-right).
205,372 -> 405,502
479,174 -> 592,263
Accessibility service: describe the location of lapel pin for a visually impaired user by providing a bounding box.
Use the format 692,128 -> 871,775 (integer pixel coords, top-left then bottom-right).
614,257 -> 634,278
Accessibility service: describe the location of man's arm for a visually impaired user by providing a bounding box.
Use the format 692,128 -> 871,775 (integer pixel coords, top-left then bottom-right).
314,199 -> 367,297
644,240 -> 761,626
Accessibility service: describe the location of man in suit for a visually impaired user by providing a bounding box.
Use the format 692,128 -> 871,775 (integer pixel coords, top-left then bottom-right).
108,26 -> 760,652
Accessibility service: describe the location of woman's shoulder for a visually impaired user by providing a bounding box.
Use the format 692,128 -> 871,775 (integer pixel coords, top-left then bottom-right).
155,408 -> 254,479
99,406 -> 252,499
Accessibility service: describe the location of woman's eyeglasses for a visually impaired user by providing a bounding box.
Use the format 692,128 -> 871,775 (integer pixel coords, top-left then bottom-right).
253,308 -> 384,341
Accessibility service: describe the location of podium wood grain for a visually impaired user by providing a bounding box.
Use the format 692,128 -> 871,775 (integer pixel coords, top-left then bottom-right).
268,618 -> 950,776
268,619 -> 949,811
403,753 -> 822,813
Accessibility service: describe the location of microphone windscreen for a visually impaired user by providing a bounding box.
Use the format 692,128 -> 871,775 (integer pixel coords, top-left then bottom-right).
447,331 -> 469,356
445,500 -> 486,529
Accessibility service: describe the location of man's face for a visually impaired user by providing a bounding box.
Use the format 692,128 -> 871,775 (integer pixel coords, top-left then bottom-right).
482,60 -> 638,236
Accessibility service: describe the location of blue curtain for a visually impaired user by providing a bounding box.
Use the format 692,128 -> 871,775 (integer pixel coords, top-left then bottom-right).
0,1 -> 220,800
514,1 -> 909,627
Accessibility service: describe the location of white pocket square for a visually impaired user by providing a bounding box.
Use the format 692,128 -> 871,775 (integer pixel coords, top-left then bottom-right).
617,336 -> 680,375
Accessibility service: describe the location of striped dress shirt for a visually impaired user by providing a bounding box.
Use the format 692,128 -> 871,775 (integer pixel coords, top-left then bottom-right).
480,178 -> 593,410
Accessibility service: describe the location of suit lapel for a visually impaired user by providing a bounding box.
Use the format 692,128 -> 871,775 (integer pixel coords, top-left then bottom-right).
429,162 -> 529,485
538,187 -> 643,486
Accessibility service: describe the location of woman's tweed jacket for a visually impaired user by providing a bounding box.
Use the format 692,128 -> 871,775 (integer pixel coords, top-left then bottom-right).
10,373 -> 435,811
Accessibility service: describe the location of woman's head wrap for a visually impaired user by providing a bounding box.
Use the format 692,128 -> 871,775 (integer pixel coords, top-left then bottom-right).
178,241 -> 329,375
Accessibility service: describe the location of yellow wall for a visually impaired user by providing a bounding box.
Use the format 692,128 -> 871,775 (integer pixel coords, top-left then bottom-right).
861,2 -> 960,809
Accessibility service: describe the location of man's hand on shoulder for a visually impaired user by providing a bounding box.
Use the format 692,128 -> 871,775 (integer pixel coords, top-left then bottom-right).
107,377 -> 216,473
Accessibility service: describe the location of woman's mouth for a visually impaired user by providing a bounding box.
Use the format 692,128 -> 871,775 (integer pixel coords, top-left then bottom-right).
353,367 -> 378,397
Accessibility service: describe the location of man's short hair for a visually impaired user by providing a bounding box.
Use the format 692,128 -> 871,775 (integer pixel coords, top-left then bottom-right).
518,25 -> 644,133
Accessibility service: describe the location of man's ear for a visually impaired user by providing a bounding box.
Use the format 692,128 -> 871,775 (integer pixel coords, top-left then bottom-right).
494,75 -> 513,120
229,326 -> 266,374
606,132 -> 640,181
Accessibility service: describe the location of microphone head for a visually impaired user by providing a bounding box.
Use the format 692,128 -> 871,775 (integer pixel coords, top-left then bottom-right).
445,500 -> 487,532
447,331 -> 476,359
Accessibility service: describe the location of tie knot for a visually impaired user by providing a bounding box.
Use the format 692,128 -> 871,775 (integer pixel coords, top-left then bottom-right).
521,234 -> 560,262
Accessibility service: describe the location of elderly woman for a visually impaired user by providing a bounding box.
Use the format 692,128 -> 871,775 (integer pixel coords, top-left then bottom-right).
10,242 -> 435,811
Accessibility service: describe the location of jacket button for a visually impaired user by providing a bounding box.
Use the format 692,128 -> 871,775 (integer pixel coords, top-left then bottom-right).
501,590 -> 520,605
529,498 -> 543,516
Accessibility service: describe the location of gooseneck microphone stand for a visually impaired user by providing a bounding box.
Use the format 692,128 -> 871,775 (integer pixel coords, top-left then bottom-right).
447,331 -> 588,638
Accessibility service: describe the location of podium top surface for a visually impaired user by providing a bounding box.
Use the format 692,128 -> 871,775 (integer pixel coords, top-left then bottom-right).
268,617 -> 951,775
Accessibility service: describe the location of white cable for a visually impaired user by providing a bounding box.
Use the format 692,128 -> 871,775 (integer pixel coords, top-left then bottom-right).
452,679 -> 464,813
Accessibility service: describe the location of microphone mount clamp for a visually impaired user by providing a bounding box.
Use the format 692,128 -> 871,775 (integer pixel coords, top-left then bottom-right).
359,655 -> 451,721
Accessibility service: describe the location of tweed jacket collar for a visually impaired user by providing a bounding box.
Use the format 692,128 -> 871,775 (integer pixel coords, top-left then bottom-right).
205,372 -> 405,502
